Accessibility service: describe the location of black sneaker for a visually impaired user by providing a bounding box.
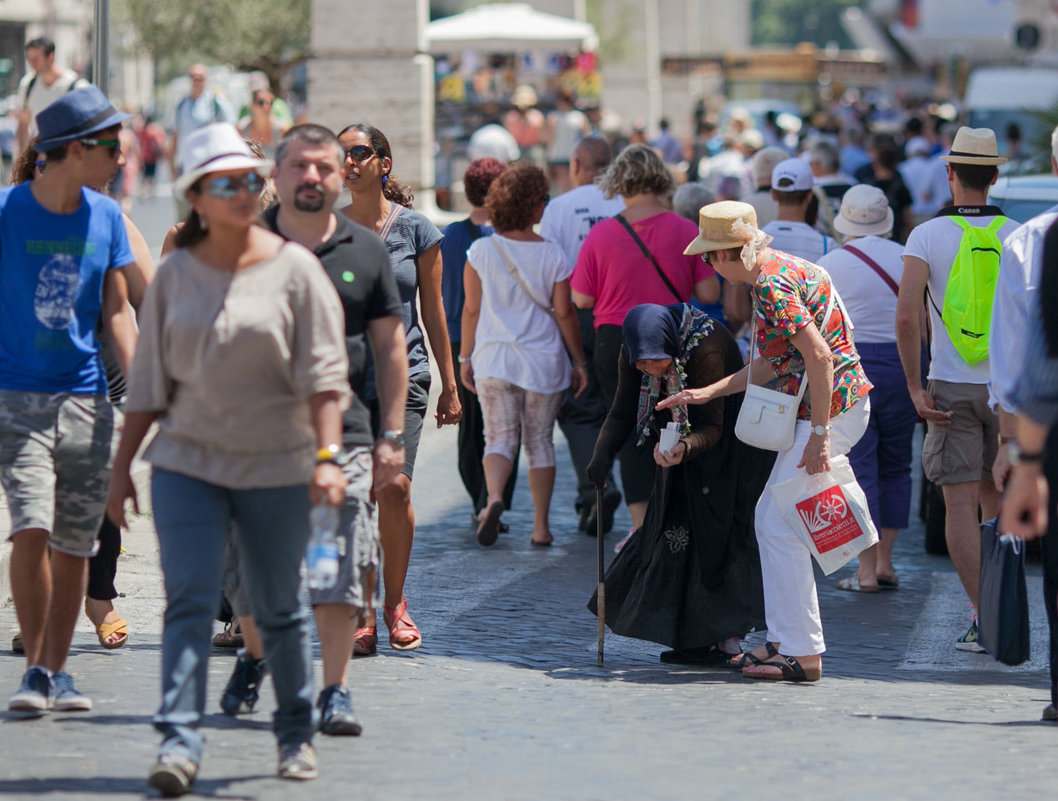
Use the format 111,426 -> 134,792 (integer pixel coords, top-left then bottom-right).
278,741 -> 318,780
8,667 -> 51,713
1043,704 -> 1057,722
147,753 -> 198,797
219,652 -> 267,716
317,684 -> 362,736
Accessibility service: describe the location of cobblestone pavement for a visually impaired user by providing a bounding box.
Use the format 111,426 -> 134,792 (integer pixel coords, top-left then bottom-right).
0,200 -> 1053,800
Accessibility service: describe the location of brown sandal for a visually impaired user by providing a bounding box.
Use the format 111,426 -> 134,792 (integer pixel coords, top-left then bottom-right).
743,654 -> 822,683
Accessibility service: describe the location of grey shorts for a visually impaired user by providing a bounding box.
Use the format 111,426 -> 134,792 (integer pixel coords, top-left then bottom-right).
308,447 -> 382,609
0,390 -> 118,557
921,380 -> 999,486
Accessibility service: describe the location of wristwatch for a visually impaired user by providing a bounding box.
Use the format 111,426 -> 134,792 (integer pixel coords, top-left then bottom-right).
811,423 -> 832,437
378,429 -> 406,448
315,444 -> 342,464
1009,442 -> 1044,466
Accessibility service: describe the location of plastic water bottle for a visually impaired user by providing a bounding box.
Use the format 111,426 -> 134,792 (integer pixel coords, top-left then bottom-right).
306,504 -> 340,590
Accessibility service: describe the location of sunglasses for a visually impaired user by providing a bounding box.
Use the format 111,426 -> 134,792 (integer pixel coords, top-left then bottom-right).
80,138 -> 120,157
343,145 -> 375,162
203,172 -> 266,199
700,252 -> 713,265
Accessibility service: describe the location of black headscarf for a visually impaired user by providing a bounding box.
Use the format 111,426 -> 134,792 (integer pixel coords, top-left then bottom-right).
622,303 -> 685,365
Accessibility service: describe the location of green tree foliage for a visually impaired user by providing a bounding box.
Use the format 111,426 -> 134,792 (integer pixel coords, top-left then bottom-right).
751,0 -> 863,48
116,0 -> 310,89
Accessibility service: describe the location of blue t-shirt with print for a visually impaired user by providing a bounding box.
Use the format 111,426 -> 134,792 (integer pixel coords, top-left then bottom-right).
0,183 -> 133,394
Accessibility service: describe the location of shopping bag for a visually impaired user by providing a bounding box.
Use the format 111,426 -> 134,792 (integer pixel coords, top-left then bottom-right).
770,456 -> 879,575
977,518 -> 1030,666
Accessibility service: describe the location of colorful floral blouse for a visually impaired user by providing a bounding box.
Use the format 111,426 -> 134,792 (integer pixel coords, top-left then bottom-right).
752,250 -> 871,420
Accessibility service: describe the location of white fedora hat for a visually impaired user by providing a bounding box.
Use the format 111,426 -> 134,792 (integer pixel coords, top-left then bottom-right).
173,122 -> 273,199
940,126 -> 1007,166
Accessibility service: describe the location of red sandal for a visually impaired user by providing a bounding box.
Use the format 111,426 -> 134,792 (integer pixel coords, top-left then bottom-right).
382,597 -> 422,651
353,626 -> 377,657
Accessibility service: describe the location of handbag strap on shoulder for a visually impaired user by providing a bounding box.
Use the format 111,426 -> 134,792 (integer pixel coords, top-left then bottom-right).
614,214 -> 684,303
491,237 -> 552,314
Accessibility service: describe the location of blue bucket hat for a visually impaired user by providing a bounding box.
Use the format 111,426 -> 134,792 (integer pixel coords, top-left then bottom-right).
33,85 -> 132,154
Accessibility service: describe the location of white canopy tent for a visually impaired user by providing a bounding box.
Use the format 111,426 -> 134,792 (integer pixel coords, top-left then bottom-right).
426,3 -> 599,53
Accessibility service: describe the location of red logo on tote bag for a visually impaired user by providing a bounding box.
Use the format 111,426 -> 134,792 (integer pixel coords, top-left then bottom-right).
795,486 -> 864,553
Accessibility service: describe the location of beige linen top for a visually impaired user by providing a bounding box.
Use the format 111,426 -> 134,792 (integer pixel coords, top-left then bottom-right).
125,243 -> 351,488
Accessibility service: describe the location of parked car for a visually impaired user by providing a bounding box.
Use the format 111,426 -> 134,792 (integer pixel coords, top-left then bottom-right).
988,173 -> 1058,223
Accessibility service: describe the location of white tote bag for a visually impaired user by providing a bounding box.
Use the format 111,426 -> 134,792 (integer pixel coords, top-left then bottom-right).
769,455 -> 879,575
734,286 -> 840,452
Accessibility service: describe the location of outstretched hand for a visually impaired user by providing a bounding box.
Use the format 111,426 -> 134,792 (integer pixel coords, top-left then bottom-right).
656,384 -> 715,411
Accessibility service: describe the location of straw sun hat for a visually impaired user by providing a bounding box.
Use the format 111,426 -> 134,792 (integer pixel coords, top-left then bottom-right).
683,201 -> 761,255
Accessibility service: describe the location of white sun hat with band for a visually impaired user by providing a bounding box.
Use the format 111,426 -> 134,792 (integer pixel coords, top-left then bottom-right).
940,126 -> 1007,166
173,122 -> 273,199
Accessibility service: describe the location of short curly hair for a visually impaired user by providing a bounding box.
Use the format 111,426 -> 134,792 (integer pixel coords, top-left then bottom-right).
485,164 -> 549,233
597,144 -> 675,200
464,158 -> 508,208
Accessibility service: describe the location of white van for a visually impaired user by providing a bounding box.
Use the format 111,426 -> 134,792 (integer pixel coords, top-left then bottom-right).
963,67 -> 1058,156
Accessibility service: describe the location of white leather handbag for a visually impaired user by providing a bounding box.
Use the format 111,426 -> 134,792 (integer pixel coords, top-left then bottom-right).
735,288 -> 839,452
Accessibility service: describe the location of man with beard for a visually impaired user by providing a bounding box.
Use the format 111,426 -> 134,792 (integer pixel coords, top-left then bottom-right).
225,124 -> 407,734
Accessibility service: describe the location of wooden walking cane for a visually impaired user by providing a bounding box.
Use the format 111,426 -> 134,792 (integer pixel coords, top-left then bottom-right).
596,488 -> 605,666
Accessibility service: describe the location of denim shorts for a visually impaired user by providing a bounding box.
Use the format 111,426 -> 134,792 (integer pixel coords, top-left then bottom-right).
0,390 -> 118,557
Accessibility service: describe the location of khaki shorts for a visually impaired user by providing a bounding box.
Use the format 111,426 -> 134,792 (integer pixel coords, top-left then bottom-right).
921,380 -> 998,486
0,390 -> 118,557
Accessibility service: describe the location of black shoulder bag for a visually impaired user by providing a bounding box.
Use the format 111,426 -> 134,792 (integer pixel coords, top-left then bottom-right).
614,214 -> 684,303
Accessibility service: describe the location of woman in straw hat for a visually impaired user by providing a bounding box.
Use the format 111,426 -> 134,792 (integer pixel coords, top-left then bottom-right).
658,201 -> 872,682
106,122 -> 350,792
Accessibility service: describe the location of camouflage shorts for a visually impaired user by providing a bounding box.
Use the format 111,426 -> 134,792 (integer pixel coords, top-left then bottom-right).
308,447 -> 382,610
0,390 -> 119,557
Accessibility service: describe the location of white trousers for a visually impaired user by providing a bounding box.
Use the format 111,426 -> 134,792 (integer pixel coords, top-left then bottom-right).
754,399 -> 870,655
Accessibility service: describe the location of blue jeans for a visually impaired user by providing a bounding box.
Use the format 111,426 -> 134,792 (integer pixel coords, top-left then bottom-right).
151,468 -> 315,763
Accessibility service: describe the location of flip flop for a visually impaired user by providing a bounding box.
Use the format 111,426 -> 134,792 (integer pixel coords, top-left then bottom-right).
836,576 -> 880,593
877,573 -> 900,589
476,501 -> 504,546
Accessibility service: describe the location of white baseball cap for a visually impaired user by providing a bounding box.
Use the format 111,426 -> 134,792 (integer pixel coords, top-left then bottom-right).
771,157 -> 814,192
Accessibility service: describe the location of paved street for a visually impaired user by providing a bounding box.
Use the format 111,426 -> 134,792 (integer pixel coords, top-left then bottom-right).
0,197 -> 1054,800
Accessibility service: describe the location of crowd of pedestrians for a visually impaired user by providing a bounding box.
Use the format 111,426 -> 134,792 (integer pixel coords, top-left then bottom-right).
4,51 -> 1058,797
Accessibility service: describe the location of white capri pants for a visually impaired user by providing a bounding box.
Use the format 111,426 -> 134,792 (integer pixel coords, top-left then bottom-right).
476,377 -> 564,470
754,398 -> 870,656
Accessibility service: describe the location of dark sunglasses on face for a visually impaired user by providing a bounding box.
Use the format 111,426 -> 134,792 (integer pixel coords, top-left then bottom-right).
204,173 -> 266,199
80,138 -> 120,157
343,145 -> 375,162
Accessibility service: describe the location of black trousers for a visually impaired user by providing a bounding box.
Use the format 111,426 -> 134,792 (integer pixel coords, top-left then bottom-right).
452,341 -> 518,515
557,308 -> 610,510
87,516 -> 121,601
1044,426 -> 1058,709
594,324 -> 655,506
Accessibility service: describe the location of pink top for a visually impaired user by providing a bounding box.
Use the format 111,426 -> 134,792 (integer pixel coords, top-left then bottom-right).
571,212 -> 715,328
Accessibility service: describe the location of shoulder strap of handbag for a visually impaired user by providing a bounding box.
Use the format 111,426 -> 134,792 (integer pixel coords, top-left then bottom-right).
614,214 -> 684,303
378,203 -> 402,242
747,284 -> 839,402
491,237 -> 552,314
843,243 -> 899,296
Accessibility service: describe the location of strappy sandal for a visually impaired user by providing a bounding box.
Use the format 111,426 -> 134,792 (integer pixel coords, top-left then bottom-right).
85,600 -> 129,649
352,626 -> 377,657
727,641 -> 778,669
382,597 -> 422,651
743,654 -> 822,683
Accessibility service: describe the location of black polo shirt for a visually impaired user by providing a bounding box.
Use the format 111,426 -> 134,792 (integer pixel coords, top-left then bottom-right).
261,205 -> 403,447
